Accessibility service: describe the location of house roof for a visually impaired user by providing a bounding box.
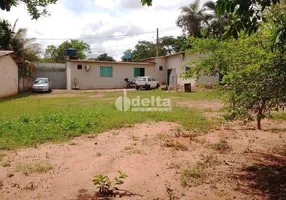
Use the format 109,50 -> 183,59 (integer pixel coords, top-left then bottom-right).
140,52 -> 185,61
67,59 -> 155,66
0,51 -> 14,58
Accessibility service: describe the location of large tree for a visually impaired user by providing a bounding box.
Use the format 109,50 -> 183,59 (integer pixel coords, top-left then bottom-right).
0,19 -> 40,61
44,40 -> 91,63
96,53 -> 115,61
176,0 -> 218,37
0,0 -> 57,20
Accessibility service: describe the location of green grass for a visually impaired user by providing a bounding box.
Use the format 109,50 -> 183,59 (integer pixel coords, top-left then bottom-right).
0,90 -> 215,150
272,111 -> 286,121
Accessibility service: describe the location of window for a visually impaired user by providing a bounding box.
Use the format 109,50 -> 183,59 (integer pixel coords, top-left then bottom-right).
159,66 -> 163,71
77,65 -> 82,70
134,67 -> 145,77
100,66 -> 113,77
185,66 -> 191,78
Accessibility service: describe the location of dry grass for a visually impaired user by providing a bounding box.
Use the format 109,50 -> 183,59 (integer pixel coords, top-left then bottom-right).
1,161 -> 11,167
16,162 -> 53,175
210,138 -> 231,153
0,152 -> 5,161
163,140 -> 188,151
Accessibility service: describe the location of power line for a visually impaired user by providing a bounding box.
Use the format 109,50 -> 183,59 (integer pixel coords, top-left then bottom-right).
32,27 -> 181,41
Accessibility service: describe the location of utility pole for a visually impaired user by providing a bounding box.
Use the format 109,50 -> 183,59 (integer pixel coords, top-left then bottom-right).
156,28 -> 159,58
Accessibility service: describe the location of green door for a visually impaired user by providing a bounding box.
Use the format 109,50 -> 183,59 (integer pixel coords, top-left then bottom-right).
134,68 -> 140,77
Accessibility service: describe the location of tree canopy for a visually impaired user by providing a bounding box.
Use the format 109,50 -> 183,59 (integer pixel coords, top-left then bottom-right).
96,53 -> 115,61
0,0 -> 57,20
44,40 -> 91,63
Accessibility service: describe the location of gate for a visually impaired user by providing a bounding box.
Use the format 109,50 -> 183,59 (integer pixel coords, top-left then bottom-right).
33,63 -> 66,89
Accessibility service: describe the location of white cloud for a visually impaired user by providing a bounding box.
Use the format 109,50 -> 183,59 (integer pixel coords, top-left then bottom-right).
0,0 -> 211,60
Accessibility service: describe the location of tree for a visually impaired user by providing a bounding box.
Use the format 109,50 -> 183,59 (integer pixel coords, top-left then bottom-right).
215,0 -> 282,39
44,40 -> 91,63
0,19 -> 13,49
96,53 -> 115,61
176,0 -> 217,37
0,19 -> 40,62
187,26 -> 286,129
0,0 -> 58,20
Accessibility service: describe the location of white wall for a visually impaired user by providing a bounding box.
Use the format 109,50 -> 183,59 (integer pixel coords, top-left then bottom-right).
0,55 -> 18,98
67,61 -> 155,90
154,53 -> 219,87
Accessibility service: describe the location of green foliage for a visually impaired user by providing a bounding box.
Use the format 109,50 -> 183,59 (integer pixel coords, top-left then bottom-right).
96,53 -> 115,61
124,36 -> 191,61
188,27 -> 286,129
0,19 -> 12,49
215,0 -> 283,49
93,171 -> 128,195
0,0 -> 58,20
44,40 -> 91,63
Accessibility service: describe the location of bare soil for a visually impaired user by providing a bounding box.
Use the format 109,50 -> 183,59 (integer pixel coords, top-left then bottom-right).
0,119 -> 285,200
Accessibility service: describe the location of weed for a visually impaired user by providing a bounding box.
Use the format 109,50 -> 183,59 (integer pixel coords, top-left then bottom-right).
93,171 -> 128,196
271,144 -> 286,156
16,162 -> 53,175
1,161 -> 11,167
210,138 -> 231,153
0,152 -> 5,161
124,146 -> 132,151
180,164 -> 205,187
180,154 -> 220,187
164,140 -> 188,151
130,135 -> 139,141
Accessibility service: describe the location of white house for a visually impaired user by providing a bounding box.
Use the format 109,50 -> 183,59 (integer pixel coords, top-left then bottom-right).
0,51 -> 18,98
66,60 -> 155,90
142,52 -> 219,88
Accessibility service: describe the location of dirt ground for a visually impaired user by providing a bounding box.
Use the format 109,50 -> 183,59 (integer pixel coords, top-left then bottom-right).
1,118 -> 286,200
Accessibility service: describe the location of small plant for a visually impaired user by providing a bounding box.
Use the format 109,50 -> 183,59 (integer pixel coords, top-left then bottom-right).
1,161 -> 11,167
164,140 -> 188,151
180,165 -> 205,187
93,171 -> 128,196
210,138 -> 231,153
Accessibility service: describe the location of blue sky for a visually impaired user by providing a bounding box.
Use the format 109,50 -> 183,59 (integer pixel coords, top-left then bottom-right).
0,0 -> 210,60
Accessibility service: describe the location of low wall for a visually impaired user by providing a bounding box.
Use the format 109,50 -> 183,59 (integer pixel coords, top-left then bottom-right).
18,77 -> 33,92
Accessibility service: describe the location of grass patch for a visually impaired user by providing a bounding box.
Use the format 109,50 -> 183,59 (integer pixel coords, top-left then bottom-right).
164,140 -> 188,151
16,162 -> 53,175
0,152 -> 5,161
0,90 -> 214,149
272,112 -> 286,121
180,154 -> 219,187
1,161 -> 11,167
210,138 -> 231,153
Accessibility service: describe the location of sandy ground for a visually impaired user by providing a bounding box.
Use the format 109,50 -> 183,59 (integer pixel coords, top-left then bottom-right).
0,119 -> 286,200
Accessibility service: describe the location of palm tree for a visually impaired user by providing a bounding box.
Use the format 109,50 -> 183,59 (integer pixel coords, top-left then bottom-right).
176,0 -> 227,38
11,27 -> 41,62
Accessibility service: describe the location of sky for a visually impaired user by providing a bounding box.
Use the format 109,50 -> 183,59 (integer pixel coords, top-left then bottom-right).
0,0 -> 209,60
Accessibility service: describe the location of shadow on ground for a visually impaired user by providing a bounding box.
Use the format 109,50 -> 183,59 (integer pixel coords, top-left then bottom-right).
71,189 -> 143,200
234,153 -> 286,200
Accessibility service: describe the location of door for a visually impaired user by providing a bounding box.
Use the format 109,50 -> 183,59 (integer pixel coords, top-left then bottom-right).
167,69 -> 172,86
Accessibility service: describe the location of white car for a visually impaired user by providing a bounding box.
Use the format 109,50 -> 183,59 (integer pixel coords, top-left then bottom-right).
135,76 -> 160,90
32,78 -> 52,93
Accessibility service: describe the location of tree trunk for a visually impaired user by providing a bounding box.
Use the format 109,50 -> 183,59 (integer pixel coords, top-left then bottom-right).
257,115 -> 262,130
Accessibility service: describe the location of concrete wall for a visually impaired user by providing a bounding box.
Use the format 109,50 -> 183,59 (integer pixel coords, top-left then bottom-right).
66,61 -> 155,90
18,77 -> 32,92
0,55 -> 18,98
153,53 -> 219,87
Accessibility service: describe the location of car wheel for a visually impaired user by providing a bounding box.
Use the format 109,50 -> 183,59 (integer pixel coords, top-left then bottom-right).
145,84 -> 151,90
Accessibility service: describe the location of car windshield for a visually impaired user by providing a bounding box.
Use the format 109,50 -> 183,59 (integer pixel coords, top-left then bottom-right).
34,79 -> 48,84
